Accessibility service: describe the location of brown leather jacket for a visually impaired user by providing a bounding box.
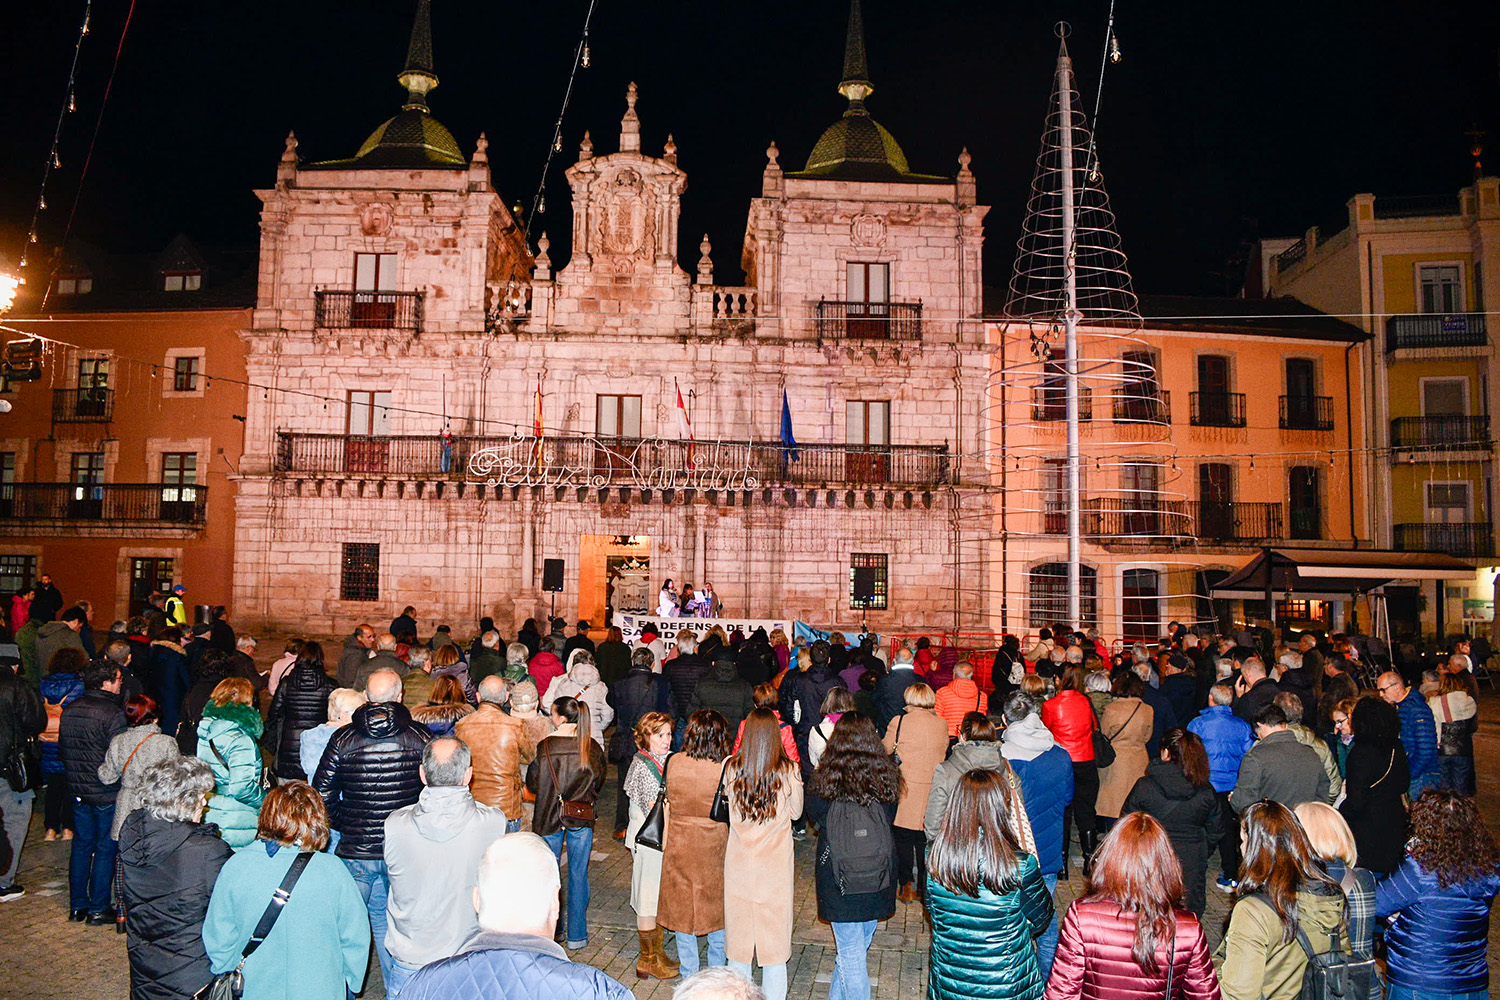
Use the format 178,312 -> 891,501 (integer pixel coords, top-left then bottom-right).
525,727 -> 607,835
453,704 -> 534,820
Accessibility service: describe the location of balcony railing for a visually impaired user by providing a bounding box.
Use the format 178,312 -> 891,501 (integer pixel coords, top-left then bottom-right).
1186,501 -> 1284,541
1385,313 -> 1487,352
52,387 -> 114,423
1279,395 -> 1334,431
0,483 -> 207,526
1390,415 -> 1490,450
274,433 -> 951,487
1112,391 -> 1171,424
1041,498 -> 1283,542
314,290 -> 424,333
1393,522 -> 1494,558
814,300 -> 922,341
1032,385 -> 1094,422
1190,392 -> 1247,428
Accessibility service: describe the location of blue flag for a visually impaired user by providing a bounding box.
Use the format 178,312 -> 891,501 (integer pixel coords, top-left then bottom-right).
780,389 -> 799,462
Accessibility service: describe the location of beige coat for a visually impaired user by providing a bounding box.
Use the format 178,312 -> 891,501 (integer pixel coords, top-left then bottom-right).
883,706 -> 950,830
1095,696 -> 1153,819
724,763 -> 804,966
657,754 -> 730,936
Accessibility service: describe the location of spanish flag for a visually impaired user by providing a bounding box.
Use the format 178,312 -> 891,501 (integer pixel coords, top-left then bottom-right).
532,378 -> 543,469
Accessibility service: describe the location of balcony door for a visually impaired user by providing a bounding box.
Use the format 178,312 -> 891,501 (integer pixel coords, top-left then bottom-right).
1284,358 -> 1317,427
70,452 -> 104,519
1426,482 -> 1471,525
1197,354 -> 1232,425
1420,377 -> 1468,446
130,558 -> 174,618
1119,351 -> 1160,421
1289,466 -> 1321,540
1122,462 -> 1161,535
845,400 -> 890,483
596,394 -> 642,477
77,358 -> 110,418
160,453 -> 198,523
345,390 -> 392,473
352,252 -> 399,328
846,262 -> 890,339
1122,568 -> 1161,642
1418,264 -> 1462,314
1198,463 -> 1235,540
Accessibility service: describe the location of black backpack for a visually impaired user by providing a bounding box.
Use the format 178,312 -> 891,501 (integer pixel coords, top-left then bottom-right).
1258,890 -> 1379,1000
826,800 -> 893,895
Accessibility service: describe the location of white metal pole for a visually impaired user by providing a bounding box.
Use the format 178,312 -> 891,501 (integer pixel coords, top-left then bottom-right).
1057,38 -> 1083,628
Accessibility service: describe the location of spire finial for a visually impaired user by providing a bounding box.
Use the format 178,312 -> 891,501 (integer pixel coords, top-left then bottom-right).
473,132 -> 489,163
838,0 -> 873,109
282,131 -> 299,163
663,133 -> 677,165
620,82 -> 641,153
398,0 -> 439,111
579,130 -> 594,160
766,141 -> 780,167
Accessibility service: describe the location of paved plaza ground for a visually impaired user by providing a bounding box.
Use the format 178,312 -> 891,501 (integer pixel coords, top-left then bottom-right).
5,678 -> 1500,999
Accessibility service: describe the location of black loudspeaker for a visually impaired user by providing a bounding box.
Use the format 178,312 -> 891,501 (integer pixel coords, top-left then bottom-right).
852,566 -> 877,604
542,559 -> 565,593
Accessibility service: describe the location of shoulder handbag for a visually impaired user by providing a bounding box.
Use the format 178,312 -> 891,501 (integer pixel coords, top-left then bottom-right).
194,851 -> 313,1000
889,715 -> 904,766
4,735 -> 39,793
1094,699 -> 1143,770
708,758 -> 732,824
545,749 -> 595,823
206,739 -> 273,801
633,753 -> 671,852
1088,699 -> 1117,768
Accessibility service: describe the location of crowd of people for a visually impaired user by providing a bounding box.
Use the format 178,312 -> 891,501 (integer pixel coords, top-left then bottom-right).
0,596 -> 1497,1000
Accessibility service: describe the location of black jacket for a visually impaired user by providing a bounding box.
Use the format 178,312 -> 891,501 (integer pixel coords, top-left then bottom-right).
312,701 -> 430,859
1138,681 -> 1178,758
691,658 -> 755,733
606,666 -> 669,760
118,809 -> 233,1000
779,664 -> 840,752
735,634 -> 777,687
663,653 -> 711,718
60,687 -> 128,805
562,634 -> 596,663
1120,761 -> 1222,915
0,663 -> 45,762
1232,676 -> 1283,725
267,663 -> 335,780
1340,739 -> 1410,875
873,667 -> 920,735
1277,667 -> 1318,727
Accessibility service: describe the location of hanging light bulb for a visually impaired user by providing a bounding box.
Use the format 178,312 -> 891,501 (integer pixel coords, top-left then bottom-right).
581,38 -> 591,68
1109,34 -> 1122,63
52,150 -> 61,169
39,194 -> 46,210
67,91 -> 76,112
28,231 -> 37,243
538,193 -> 547,214
81,9 -> 90,35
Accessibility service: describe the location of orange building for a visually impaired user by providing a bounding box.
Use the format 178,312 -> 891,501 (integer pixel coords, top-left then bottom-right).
0,237 -> 251,626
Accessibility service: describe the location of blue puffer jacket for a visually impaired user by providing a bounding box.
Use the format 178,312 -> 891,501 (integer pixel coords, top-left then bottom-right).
1376,854 -> 1500,993
1000,716 -> 1074,877
1395,689 -> 1438,782
926,852 -> 1052,1000
400,931 -> 634,1000
1187,704 -> 1254,793
38,671 -> 83,774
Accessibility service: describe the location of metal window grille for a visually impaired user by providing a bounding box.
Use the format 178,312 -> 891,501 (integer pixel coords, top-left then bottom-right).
341,543 -> 380,602
849,552 -> 889,610
1028,562 -> 1098,628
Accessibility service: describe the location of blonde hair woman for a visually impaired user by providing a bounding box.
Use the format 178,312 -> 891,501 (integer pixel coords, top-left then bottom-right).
883,682 -> 949,903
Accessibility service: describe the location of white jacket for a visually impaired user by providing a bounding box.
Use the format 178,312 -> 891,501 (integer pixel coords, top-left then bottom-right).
541,660 -> 614,745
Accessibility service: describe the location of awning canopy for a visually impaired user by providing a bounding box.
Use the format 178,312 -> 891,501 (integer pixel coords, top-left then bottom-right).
1210,548 -> 1477,601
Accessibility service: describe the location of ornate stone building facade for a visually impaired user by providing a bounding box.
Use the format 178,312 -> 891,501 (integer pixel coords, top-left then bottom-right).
231,0 -> 992,634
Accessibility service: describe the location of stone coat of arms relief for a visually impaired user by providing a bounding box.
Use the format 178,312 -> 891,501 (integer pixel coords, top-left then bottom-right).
595,168 -> 657,271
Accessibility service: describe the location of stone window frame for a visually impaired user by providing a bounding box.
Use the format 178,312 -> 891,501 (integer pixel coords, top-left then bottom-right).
114,546 -> 185,624
144,437 -> 212,485
52,438 -> 120,484
162,348 -> 207,399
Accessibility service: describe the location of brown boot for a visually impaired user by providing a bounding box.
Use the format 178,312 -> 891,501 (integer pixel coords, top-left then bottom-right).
636,928 -> 677,980
651,926 -> 679,977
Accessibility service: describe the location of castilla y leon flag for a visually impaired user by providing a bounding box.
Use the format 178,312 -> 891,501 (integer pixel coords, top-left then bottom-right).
675,379 -> 696,468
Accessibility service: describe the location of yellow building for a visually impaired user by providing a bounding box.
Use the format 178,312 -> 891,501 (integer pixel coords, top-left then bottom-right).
1261,177 -> 1500,639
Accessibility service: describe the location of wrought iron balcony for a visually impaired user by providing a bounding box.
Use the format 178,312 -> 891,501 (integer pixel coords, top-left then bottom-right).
274,432 -> 951,488
1190,392 -> 1246,428
1385,313 -> 1487,353
813,300 -> 922,341
1389,415 -> 1490,450
1032,385 -> 1094,422
0,483 -> 207,526
1279,395 -> 1334,431
1393,522 -> 1494,558
1041,498 -> 1282,542
1186,501 -> 1284,541
314,290 -> 424,333
1112,391 -> 1171,424
52,387 -> 113,423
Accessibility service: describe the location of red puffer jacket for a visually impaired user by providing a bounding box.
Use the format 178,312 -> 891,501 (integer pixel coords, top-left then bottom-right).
1042,688 -> 1096,763
1045,898 -> 1220,1000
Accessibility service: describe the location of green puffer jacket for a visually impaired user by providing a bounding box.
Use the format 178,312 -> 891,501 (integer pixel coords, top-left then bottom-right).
196,702 -> 266,849
925,852 -> 1053,1000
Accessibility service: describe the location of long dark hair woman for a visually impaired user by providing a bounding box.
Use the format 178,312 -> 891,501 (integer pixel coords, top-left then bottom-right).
723,707 -> 803,1000
807,713 -> 902,1000
926,769 -> 1052,1000
1220,800 -> 1345,1000
658,710 -> 732,978
524,694 -> 607,950
1119,727 -> 1221,916
1376,789 -> 1500,1000
1338,695 -> 1410,875
1046,812 -> 1218,1000
266,639 -> 334,781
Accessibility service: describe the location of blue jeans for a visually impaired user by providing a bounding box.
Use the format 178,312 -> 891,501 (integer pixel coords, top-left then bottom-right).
344,858 -> 393,987
1437,756 -> 1475,795
1036,873 -> 1060,977
506,817 -> 522,834
1409,771 -> 1440,799
728,959 -> 787,1000
674,929 -> 726,976
69,802 -> 115,913
1387,987 -> 1488,1000
829,920 -> 877,1000
543,825 -> 594,946
383,958 -> 423,998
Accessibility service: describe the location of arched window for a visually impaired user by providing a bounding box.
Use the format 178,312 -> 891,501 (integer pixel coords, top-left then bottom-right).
1029,563 -> 1097,628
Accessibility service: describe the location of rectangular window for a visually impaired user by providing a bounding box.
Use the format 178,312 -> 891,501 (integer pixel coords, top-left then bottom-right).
70,452 -> 104,518
1122,568 -> 1162,643
1042,458 -> 1088,534
341,543 -> 380,602
70,452 -> 104,484
354,253 -> 398,292
1418,264 -> 1462,313
1122,462 -> 1161,535
0,452 -> 13,505
78,357 -> 109,389
172,355 -> 200,392
1421,377 -> 1467,416
846,262 -> 891,337
849,552 -> 889,610
0,555 -> 36,601
159,453 -> 198,522
55,277 -> 92,295
1426,482 -> 1472,524
1289,466 -> 1321,540
1028,563 -> 1098,628
596,395 -> 643,438
163,272 -> 202,292
345,391 -> 393,473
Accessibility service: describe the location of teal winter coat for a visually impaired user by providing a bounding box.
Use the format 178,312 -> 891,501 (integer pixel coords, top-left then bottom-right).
196,702 -> 266,848
925,852 -> 1053,1000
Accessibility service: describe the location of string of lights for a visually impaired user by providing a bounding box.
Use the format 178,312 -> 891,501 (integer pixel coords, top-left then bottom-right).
1083,0 -> 1121,182
20,1 -> 93,273
523,0 -> 600,240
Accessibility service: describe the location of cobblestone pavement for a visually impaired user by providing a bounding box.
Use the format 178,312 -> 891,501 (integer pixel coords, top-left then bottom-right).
5,683 -> 1500,999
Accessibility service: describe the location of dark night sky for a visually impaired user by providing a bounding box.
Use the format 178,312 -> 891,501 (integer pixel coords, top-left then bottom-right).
2,0 -> 1497,296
